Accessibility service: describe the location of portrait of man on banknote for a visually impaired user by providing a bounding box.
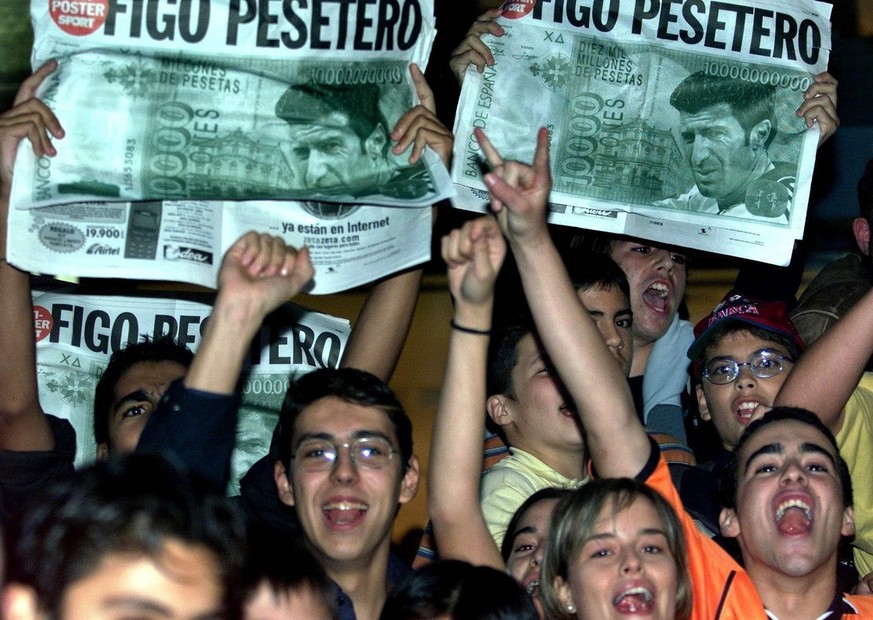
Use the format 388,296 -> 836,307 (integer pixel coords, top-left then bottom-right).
654,71 -> 795,221
275,82 -> 430,200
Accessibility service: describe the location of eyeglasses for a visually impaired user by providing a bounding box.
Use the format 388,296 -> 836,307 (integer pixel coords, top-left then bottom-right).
291,437 -> 398,471
702,349 -> 795,385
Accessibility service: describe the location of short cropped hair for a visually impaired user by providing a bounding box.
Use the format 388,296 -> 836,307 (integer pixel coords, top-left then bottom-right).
720,407 -> 854,510
276,368 -> 413,471
670,71 -> 777,148
566,251 -> 631,301
541,478 -> 692,620
275,82 -> 390,151
243,530 -> 337,619
487,321 -> 536,399
93,336 -> 193,448
501,487 -> 572,561
380,560 -> 538,620
11,453 -> 247,617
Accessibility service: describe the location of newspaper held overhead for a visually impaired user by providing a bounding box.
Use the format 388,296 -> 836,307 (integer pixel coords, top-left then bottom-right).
7,201 -> 431,294
12,0 -> 452,209
452,0 -> 832,266
31,287 -> 350,494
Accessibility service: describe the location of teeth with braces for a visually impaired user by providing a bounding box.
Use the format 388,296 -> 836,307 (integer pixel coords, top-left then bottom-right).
526,580 -> 540,596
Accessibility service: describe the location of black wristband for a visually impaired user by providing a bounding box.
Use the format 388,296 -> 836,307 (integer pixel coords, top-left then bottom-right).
450,320 -> 491,336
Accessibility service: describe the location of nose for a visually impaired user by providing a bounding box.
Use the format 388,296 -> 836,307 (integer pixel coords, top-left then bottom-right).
779,460 -> 807,486
651,248 -> 675,275
600,322 -> 623,349
690,135 -> 710,167
621,547 -> 642,575
330,446 -> 359,484
531,545 -> 544,568
305,151 -> 329,187
734,363 -> 758,389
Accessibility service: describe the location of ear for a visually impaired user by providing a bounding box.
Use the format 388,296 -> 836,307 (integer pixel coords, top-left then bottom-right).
553,575 -> 574,615
96,442 -> 109,461
398,455 -> 421,505
1,583 -> 43,620
696,384 -> 711,422
719,507 -> 740,538
273,461 -> 295,507
853,217 -> 870,256
486,394 -> 514,428
749,119 -> 772,149
842,506 -> 856,537
363,125 -> 388,158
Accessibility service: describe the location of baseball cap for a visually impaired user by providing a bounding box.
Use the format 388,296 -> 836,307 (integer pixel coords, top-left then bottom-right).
687,291 -> 806,361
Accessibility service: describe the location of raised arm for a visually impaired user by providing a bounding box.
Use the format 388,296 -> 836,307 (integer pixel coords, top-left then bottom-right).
774,285 -> 873,434
428,215 -> 506,569
341,64 -> 452,381
185,233 -> 314,394
0,61 -> 63,451
480,128 -> 649,477
136,232 -> 312,490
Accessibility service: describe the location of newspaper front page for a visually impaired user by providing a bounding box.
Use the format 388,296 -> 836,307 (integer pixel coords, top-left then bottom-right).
452,0 -> 832,265
8,201 -> 431,293
32,287 -> 350,493
11,0 -> 453,209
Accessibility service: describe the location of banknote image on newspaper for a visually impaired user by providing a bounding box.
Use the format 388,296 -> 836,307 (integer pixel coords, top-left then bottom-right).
451,0 -> 831,265
11,52 -> 452,209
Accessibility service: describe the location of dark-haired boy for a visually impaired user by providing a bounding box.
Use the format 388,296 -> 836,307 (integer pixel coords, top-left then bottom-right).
478,252 -> 634,545
271,368 -> 420,620
4,452 -> 247,620
687,290 -> 873,579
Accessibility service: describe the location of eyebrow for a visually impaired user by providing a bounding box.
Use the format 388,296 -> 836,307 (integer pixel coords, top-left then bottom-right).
294,429 -> 395,450
744,441 -> 836,470
111,389 -> 151,416
102,597 -> 174,617
585,528 -> 668,542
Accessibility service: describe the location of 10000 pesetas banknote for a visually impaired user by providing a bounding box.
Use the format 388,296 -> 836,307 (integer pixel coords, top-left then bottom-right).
455,30 -> 818,224
13,51 -> 452,209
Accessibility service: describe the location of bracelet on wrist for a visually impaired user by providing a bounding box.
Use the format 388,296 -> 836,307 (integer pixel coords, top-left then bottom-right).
450,320 -> 491,336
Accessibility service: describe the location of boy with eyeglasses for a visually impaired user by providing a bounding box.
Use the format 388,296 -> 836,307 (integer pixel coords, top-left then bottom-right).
673,292 -> 808,547
271,367 -> 420,620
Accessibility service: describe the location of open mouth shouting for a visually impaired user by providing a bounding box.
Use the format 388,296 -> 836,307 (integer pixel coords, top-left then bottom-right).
613,583 -> 656,614
323,499 -> 368,528
642,282 -> 670,314
734,399 -> 765,424
774,494 -> 813,536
